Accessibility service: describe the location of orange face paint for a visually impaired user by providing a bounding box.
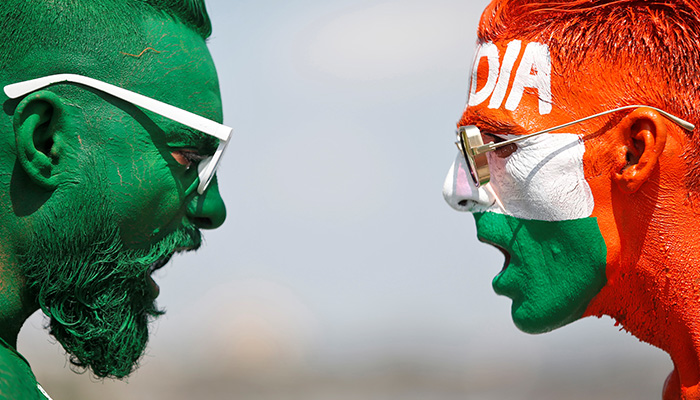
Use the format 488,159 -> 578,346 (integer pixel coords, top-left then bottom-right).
445,1 -> 700,397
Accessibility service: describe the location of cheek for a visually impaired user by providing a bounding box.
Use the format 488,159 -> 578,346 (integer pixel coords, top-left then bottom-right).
489,134 -> 594,221
105,148 -> 186,245
581,141 -> 621,273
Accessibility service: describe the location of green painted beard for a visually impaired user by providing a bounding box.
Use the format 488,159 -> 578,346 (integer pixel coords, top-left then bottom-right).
17,160 -> 200,379
474,212 -> 607,334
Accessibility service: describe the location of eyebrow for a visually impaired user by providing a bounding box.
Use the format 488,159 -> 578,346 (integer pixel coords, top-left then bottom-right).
168,125 -> 220,155
460,111 -> 527,137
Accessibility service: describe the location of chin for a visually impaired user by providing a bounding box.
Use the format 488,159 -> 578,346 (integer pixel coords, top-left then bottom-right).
510,299 -> 583,334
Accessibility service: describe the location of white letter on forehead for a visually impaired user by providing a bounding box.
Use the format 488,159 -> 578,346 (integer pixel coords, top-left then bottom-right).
505,42 -> 552,115
488,40 -> 521,109
468,43 -> 499,107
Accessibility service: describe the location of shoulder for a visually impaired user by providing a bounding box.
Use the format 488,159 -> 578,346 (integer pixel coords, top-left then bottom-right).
0,345 -> 41,400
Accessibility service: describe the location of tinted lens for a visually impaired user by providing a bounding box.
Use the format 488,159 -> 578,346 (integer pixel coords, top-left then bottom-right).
457,127 -> 489,187
458,131 -> 480,184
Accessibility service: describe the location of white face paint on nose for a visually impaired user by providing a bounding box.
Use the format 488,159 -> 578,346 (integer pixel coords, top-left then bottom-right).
444,133 -> 595,221
443,154 -> 496,212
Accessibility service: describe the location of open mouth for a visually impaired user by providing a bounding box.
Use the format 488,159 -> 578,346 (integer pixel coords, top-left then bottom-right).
145,245 -> 198,297
148,254 -> 173,275
145,254 -> 173,298
479,239 -> 512,273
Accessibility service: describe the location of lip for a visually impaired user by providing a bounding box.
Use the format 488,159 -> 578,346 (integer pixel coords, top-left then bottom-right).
146,255 -> 172,298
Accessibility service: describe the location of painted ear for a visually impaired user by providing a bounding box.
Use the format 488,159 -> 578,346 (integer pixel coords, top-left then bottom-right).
611,107 -> 668,194
12,91 -> 67,190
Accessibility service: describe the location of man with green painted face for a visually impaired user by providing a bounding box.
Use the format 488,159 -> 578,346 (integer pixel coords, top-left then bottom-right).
0,0 -> 228,398
444,0 -> 700,398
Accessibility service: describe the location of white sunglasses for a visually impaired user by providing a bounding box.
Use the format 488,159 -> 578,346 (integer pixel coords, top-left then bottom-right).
4,73 -> 232,195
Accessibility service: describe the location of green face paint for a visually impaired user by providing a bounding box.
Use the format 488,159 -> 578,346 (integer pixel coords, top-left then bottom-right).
15,17 -> 224,378
0,2 -> 226,385
474,212 -> 607,333
19,153 -> 201,379
80,17 -> 225,248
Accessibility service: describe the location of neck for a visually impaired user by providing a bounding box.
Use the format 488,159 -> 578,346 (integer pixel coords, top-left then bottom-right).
0,174 -> 41,349
586,202 -> 700,399
0,253 -> 36,349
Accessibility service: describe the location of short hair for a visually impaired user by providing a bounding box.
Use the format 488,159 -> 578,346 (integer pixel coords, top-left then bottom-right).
147,0 -> 212,38
0,0 -> 216,195
0,0 -> 212,80
473,0 -> 700,196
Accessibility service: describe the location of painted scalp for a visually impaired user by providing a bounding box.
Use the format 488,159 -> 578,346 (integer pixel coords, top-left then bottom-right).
463,0 -> 700,197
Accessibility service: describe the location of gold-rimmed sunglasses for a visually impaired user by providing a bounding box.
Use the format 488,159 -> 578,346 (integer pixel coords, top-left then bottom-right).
455,105 -> 695,187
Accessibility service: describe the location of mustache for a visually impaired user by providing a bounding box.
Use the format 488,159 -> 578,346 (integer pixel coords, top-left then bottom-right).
19,151 -> 209,379
157,225 -> 201,254
147,226 -> 202,273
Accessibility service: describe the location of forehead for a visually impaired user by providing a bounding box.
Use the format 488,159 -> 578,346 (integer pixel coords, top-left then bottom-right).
113,16 -> 223,141
462,38 -> 603,134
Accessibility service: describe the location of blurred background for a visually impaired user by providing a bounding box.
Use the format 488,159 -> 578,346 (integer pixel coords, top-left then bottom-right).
21,0 -> 671,399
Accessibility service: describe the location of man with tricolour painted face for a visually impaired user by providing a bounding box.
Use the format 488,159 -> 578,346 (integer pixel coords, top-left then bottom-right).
0,1 -> 229,398
443,0 -> 700,398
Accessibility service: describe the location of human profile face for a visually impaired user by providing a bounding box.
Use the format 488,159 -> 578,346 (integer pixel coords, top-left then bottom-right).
17,16 -> 228,378
443,39 -> 610,333
81,16 -> 227,248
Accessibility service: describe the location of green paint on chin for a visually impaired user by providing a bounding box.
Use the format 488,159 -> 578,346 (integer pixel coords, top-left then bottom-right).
474,212 -> 607,334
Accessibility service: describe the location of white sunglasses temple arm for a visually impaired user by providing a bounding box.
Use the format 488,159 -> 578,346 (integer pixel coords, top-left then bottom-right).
473,105 -> 695,155
5,74 -> 234,196
4,73 -> 233,142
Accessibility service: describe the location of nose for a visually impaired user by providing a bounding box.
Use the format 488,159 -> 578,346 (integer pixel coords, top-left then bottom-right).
186,175 -> 226,229
443,154 -> 494,212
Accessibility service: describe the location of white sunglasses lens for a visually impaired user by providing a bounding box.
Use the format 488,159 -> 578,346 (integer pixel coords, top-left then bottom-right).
196,140 -> 229,194
197,156 -> 215,194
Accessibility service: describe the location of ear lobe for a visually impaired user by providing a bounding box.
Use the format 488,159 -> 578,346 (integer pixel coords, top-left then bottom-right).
612,108 -> 667,194
13,91 -> 65,191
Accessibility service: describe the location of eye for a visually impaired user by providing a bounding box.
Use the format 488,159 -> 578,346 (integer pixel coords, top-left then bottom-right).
482,132 -> 517,159
171,149 -> 207,169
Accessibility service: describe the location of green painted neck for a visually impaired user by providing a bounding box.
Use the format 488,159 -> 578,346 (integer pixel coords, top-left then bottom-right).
0,255 -> 36,348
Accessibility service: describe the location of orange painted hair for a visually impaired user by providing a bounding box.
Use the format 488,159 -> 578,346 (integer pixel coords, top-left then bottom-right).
476,0 -> 700,194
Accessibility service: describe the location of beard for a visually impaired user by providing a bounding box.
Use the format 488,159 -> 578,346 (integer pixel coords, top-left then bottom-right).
17,166 -> 201,379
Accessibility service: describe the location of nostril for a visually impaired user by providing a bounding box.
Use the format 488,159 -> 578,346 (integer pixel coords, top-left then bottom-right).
193,217 -> 213,229
458,200 -> 469,207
